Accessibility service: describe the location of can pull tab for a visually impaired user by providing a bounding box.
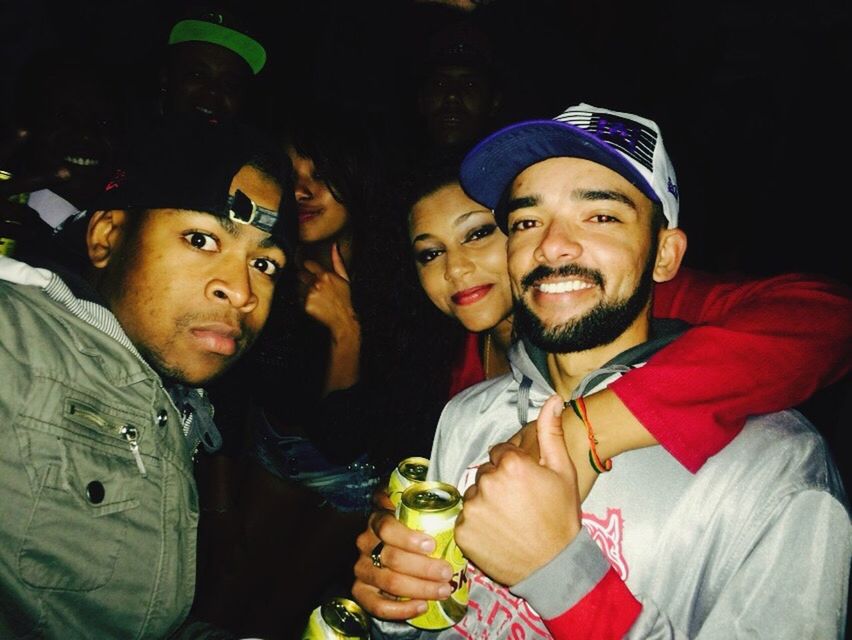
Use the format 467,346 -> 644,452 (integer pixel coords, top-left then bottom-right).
119,425 -> 148,477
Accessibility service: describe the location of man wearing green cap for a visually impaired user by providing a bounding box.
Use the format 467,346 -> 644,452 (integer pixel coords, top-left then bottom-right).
160,5 -> 267,125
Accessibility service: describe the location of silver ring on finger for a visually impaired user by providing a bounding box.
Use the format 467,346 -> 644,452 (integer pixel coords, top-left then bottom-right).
370,541 -> 384,569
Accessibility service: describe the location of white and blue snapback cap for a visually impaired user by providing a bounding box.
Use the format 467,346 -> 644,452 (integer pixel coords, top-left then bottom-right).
460,102 -> 680,229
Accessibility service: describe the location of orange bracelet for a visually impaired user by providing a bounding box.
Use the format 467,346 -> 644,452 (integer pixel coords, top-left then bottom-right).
566,397 -> 612,473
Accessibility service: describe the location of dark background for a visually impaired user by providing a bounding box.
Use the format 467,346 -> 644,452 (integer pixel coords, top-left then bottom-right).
1,2 -> 849,631
2,0 -> 850,283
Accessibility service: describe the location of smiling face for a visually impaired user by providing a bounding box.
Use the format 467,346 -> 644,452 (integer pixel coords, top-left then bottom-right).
163,42 -> 252,124
20,59 -> 121,206
409,182 -> 513,332
505,157 -> 681,354
89,165 -> 286,385
287,146 -> 350,244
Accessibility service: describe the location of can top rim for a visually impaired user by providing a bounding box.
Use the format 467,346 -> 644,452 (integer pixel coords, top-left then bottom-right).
400,481 -> 461,511
320,597 -> 369,635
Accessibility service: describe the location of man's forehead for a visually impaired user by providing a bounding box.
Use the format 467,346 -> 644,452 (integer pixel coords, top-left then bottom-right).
154,208 -> 283,251
229,166 -> 283,206
217,214 -> 283,251
429,65 -> 489,79
513,157 -> 632,188
172,40 -> 250,74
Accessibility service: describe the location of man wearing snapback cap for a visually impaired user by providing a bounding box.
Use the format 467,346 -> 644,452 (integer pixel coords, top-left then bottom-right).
160,5 -> 267,125
0,115 -> 296,638
354,104 -> 850,638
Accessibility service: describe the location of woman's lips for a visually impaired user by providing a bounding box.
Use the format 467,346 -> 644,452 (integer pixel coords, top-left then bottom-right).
298,207 -> 321,224
452,284 -> 493,306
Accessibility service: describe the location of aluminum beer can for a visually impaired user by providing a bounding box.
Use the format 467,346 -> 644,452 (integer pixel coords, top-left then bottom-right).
301,597 -> 370,639
387,456 -> 429,509
397,481 -> 468,630
0,170 -> 18,257
0,235 -> 15,257
0,171 -> 30,205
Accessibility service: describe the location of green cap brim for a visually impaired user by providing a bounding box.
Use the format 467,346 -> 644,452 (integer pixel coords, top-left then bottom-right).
169,19 -> 266,74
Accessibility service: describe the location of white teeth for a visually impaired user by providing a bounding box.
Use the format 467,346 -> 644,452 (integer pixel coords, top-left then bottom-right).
196,106 -> 214,115
64,156 -> 99,167
538,280 -> 593,293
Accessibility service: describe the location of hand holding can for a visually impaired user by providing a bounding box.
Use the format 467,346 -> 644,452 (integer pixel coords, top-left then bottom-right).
396,481 -> 468,630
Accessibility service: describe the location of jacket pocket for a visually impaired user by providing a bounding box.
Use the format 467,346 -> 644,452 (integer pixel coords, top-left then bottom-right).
17,403 -> 144,591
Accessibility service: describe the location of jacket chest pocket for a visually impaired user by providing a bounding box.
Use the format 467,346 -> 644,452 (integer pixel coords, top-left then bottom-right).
17,399 -> 156,591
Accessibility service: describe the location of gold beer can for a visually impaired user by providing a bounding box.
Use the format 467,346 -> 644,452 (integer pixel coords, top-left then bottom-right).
387,456 -> 429,509
397,481 -> 468,630
0,236 -> 15,257
301,597 -> 370,639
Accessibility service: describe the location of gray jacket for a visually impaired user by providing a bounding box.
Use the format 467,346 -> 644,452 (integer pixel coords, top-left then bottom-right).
0,256 -> 231,639
374,323 -> 851,639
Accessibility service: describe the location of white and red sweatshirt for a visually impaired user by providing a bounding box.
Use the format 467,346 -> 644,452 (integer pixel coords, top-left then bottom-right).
372,319 -> 850,639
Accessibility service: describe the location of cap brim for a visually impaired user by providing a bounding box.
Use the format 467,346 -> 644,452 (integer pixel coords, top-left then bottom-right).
169,19 -> 266,74
460,120 -> 659,210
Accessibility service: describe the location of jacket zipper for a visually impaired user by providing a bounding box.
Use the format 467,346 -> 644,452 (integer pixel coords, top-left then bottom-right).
119,425 -> 148,477
67,402 -> 148,477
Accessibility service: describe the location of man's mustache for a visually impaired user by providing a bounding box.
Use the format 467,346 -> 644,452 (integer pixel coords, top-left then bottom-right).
520,264 -> 605,291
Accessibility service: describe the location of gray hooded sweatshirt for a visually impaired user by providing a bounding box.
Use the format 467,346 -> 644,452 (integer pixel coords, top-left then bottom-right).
373,321 -> 850,639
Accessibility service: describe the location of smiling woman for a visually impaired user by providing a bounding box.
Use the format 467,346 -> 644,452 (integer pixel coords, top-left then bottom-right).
408,171 -> 514,380
410,184 -> 510,328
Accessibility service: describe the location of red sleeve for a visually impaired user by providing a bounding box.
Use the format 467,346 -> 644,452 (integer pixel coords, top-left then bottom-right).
611,267 -> 852,472
543,568 -> 642,639
448,331 -> 486,398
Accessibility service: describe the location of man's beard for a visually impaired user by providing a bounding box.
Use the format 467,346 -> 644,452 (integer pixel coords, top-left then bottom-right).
514,254 -> 655,354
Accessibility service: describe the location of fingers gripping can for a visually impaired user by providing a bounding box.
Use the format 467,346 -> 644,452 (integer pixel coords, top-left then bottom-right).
387,456 -> 429,509
302,597 -> 370,639
397,481 -> 468,630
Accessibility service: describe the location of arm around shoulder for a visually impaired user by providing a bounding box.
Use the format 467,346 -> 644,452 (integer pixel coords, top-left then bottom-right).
614,268 -> 852,472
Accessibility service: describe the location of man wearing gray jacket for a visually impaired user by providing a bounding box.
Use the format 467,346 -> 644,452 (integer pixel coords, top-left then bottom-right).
354,103 -> 850,638
0,115 -> 295,638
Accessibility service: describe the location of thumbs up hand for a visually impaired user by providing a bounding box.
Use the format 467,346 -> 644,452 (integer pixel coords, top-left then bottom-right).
454,395 -> 583,586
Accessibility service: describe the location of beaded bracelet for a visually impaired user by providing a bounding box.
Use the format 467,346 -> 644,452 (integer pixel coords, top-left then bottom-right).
566,396 -> 612,474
